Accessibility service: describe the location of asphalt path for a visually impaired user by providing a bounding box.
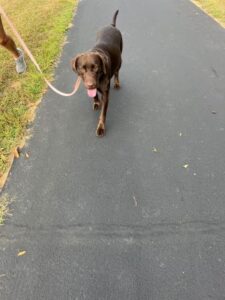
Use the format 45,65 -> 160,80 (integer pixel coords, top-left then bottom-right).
1,0 -> 225,299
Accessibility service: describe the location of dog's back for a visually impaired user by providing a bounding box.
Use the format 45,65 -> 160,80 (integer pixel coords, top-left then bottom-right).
93,10 -> 123,76
96,26 -> 122,51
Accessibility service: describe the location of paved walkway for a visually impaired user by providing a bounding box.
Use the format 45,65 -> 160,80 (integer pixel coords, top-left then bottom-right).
1,0 -> 225,299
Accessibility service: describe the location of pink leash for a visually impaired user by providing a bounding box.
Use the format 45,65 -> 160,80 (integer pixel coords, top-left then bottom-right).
0,5 -> 81,97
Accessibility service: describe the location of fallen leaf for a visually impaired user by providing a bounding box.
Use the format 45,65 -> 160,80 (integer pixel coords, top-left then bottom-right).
133,196 -> 138,207
17,250 -> 26,257
14,148 -> 20,159
183,164 -> 189,169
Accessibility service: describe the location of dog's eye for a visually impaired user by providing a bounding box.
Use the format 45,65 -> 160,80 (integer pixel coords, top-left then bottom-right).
78,65 -> 86,73
91,64 -> 98,73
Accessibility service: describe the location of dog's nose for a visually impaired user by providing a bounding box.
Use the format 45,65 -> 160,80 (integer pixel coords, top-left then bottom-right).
87,83 -> 96,89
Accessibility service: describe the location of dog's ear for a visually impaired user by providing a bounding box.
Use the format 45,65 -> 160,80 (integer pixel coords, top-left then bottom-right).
97,53 -> 108,75
71,54 -> 83,72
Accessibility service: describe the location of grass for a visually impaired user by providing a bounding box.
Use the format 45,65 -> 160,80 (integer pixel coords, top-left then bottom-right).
0,194 -> 10,224
192,0 -> 225,27
0,0 -> 77,185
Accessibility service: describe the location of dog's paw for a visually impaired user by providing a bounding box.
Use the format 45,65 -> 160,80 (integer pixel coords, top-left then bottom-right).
114,82 -> 120,89
93,101 -> 101,111
96,122 -> 105,137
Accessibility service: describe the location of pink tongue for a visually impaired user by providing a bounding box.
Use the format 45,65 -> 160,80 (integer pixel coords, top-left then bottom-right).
87,89 -> 97,98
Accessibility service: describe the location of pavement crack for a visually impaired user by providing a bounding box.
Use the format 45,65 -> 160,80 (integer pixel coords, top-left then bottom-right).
1,220 -> 225,241
211,66 -> 219,78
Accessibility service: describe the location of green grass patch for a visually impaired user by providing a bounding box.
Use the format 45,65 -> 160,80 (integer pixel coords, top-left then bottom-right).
0,0 -> 77,177
193,0 -> 225,27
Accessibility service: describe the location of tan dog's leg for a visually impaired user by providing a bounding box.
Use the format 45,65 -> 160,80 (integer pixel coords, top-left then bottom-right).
0,16 -> 19,58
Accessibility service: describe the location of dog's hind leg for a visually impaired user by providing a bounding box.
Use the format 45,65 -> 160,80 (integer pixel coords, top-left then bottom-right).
114,70 -> 120,89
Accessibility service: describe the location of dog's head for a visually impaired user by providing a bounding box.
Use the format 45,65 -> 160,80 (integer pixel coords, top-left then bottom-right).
71,52 -> 108,97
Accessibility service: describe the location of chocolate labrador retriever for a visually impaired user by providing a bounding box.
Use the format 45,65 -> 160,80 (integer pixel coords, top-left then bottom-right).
72,10 -> 123,137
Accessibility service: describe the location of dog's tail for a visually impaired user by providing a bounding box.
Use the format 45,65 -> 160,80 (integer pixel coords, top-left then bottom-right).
111,10 -> 119,27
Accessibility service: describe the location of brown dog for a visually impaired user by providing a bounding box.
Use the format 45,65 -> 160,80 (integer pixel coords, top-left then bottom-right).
72,10 -> 123,137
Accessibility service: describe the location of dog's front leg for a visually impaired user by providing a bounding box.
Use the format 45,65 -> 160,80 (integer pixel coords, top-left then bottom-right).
93,94 -> 101,111
96,89 -> 109,137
